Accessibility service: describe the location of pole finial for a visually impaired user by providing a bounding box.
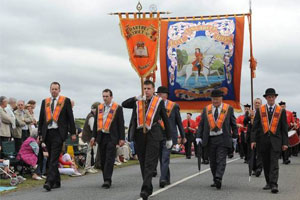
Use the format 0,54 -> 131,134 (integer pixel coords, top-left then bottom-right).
136,1 -> 142,12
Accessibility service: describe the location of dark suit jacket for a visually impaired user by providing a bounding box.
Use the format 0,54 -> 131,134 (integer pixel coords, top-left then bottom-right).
92,105 -> 125,145
250,107 -> 288,152
38,97 -> 76,141
244,112 -> 252,143
122,96 -> 171,142
196,104 -> 238,148
168,103 -> 185,144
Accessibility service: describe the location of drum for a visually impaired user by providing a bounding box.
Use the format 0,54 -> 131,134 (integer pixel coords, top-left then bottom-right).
288,130 -> 300,147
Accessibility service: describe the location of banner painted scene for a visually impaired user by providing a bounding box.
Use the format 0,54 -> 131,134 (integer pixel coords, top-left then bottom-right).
119,17 -> 159,78
160,16 -> 245,111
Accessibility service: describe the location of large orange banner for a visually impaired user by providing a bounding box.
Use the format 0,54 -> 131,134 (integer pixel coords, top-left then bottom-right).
120,18 -> 159,78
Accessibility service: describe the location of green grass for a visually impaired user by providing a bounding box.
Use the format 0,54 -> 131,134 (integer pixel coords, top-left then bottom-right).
0,154 -> 184,195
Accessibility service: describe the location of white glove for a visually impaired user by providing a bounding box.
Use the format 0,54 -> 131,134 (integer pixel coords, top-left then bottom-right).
136,95 -> 146,101
196,138 -> 202,145
166,140 -> 173,149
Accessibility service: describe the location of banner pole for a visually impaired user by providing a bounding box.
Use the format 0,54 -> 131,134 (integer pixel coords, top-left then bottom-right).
249,0 -> 254,109
141,77 -> 146,134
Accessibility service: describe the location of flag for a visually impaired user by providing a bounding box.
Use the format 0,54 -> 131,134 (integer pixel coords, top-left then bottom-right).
160,16 -> 245,111
119,16 -> 160,78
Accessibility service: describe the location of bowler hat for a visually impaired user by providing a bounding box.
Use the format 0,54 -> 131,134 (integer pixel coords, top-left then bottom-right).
263,88 -> 278,97
278,101 -> 286,106
211,89 -> 224,97
244,104 -> 251,108
156,86 -> 169,94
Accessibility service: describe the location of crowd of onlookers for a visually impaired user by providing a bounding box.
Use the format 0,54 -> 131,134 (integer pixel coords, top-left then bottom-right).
0,96 -> 139,184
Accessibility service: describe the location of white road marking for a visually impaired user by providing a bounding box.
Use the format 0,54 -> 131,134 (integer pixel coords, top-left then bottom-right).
137,157 -> 240,200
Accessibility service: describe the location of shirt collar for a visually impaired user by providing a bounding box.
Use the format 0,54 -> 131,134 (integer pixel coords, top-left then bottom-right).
267,104 -> 275,109
105,102 -> 113,107
213,103 -> 223,109
52,96 -> 59,100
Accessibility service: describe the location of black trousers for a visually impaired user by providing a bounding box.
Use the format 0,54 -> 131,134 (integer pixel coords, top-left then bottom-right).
22,129 -> 30,142
185,133 -> 194,158
135,131 -> 160,195
14,138 -> 22,154
247,142 -> 263,171
261,138 -> 280,187
45,129 -> 63,186
208,135 -> 228,181
202,146 -> 209,162
99,133 -> 116,183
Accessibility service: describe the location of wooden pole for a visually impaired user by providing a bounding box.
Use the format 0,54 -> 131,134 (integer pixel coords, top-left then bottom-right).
249,1 -> 254,110
141,77 -> 146,134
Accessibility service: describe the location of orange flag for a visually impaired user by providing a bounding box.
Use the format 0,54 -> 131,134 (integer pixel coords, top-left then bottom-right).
120,17 -> 159,78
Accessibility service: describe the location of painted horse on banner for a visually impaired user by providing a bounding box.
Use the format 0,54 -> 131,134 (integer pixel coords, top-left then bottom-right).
177,55 -> 223,86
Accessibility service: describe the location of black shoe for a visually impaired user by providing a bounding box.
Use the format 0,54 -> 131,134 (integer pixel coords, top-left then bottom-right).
152,171 -> 157,177
102,181 -> 111,189
271,186 -> 279,193
186,156 -> 191,159
159,180 -> 167,188
52,182 -> 61,189
140,191 -> 149,200
43,182 -> 51,191
228,154 -> 233,159
215,179 -> 222,189
255,169 -> 262,177
203,160 -> 209,164
263,184 -> 271,190
210,183 -> 216,187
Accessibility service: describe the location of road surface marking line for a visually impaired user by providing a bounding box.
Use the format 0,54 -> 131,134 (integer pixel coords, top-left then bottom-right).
137,157 -> 240,200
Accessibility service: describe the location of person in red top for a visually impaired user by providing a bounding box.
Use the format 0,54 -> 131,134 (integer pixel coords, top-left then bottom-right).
279,101 -> 295,164
292,111 -> 299,156
236,104 -> 251,163
192,48 -> 204,76
182,113 -> 197,159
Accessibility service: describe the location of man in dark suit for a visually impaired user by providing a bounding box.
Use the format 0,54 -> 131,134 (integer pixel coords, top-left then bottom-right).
122,80 -> 172,200
251,88 -> 288,194
196,89 -> 237,189
90,89 -> 125,189
38,82 -> 76,191
156,86 -> 186,188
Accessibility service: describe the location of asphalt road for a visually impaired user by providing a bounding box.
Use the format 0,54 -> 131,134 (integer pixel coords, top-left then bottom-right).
2,154 -> 300,200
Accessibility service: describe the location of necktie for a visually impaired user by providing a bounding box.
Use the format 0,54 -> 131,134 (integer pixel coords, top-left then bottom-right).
269,106 -> 273,114
51,98 -> 56,113
214,106 -> 219,121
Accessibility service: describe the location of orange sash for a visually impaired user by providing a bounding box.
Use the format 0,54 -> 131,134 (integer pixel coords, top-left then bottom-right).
45,96 -> 66,123
160,100 -> 175,130
207,103 -> 229,131
260,105 -> 282,134
97,102 -> 119,133
137,96 -> 162,130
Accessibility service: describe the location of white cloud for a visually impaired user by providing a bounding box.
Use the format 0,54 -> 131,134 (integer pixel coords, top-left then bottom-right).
0,0 -> 299,126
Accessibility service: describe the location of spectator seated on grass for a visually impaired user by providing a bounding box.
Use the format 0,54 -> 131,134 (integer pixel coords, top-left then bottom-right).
171,136 -> 185,154
16,129 -> 42,180
58,149 -> 81,177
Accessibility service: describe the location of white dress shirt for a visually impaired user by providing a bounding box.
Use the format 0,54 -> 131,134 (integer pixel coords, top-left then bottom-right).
48,96 -> 59,129
102,102 -> 113,133
210,103 -> 223,136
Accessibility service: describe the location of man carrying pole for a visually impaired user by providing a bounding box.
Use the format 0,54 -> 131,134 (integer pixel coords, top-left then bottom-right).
122,80 -> 172,200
